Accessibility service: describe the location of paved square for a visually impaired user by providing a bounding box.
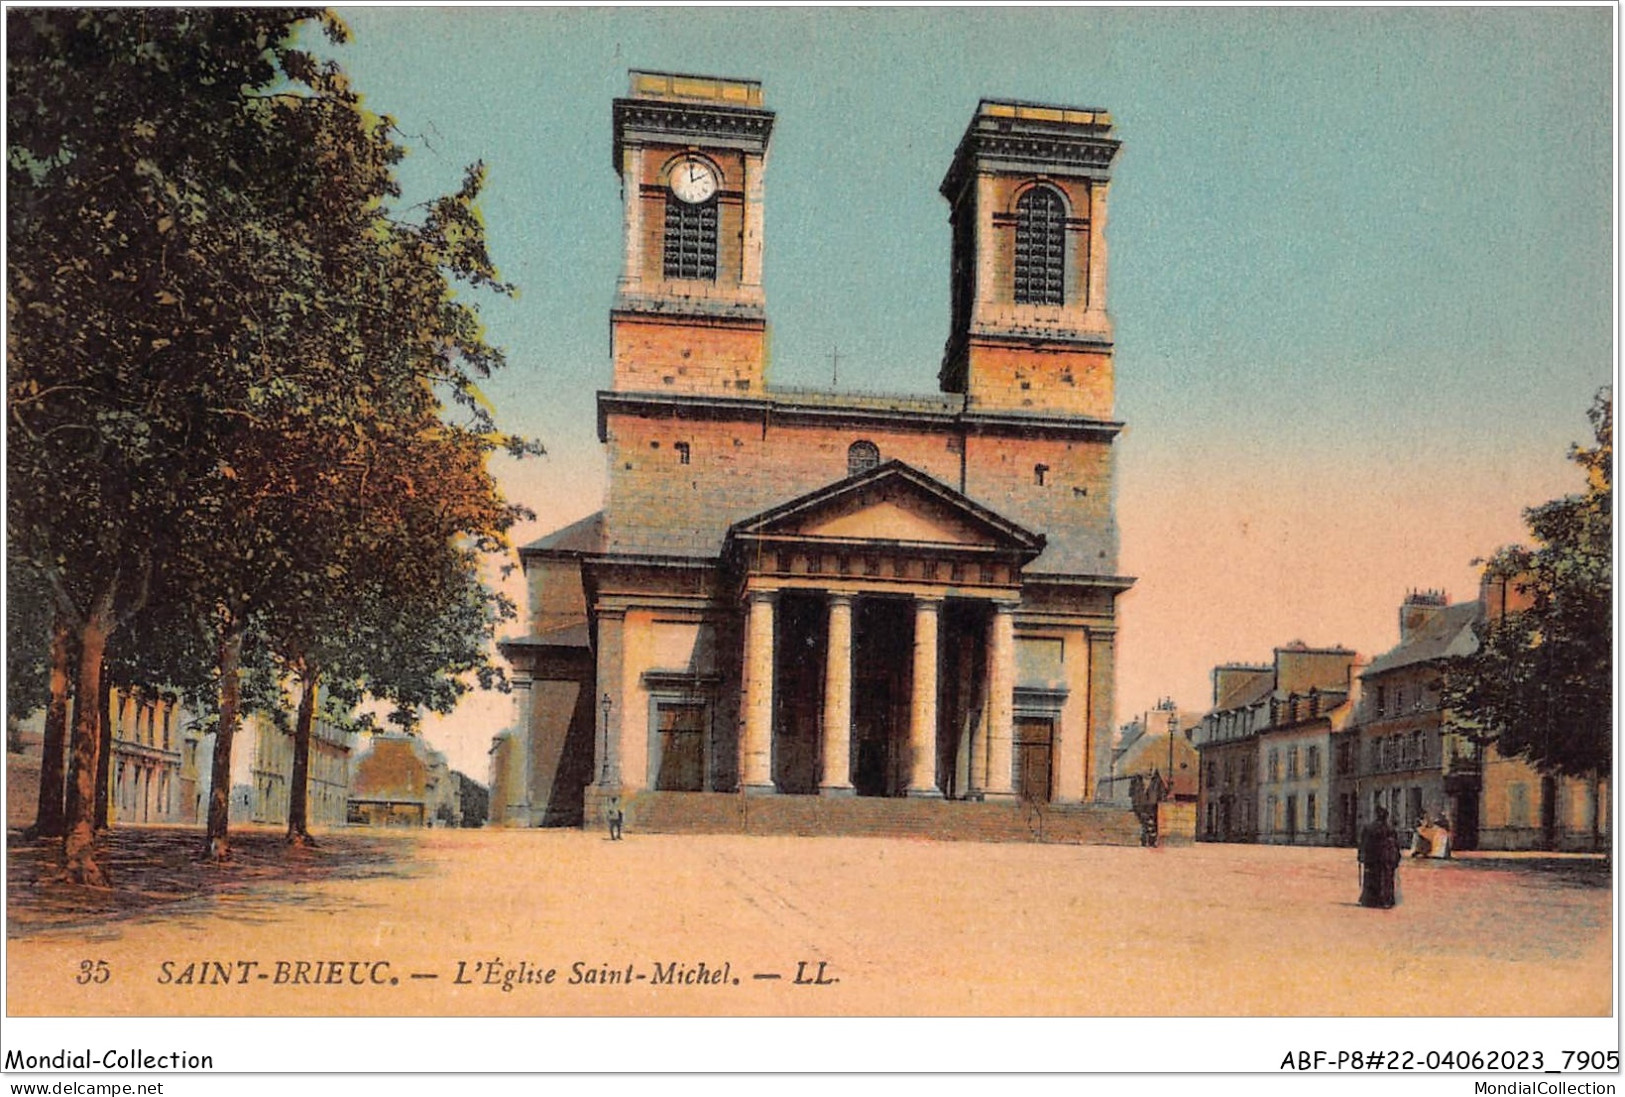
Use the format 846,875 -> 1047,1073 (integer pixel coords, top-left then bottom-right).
6,827 -> 1611,1017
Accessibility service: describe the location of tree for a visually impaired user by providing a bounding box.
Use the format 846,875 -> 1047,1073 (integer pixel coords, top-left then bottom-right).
10,8 -> 343,881
10,10 -> 533,874
263,423 -> 522,847
1444,390 -> 1612,793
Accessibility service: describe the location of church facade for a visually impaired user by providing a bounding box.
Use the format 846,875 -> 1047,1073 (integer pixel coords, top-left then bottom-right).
496,71 -> 1133,830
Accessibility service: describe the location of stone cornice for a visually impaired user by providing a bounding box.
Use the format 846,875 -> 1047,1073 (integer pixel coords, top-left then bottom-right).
965,323 -> 1114,350
941,125 -> 1122,197
596,389 -> 1123,443
1022,572 -> 1138,591
611,297 -> 767,324
614,98 -> 775,169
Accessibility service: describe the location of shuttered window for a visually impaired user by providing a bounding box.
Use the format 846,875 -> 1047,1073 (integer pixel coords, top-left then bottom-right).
663,197 -> 718,281
1014,185 -> 1066,305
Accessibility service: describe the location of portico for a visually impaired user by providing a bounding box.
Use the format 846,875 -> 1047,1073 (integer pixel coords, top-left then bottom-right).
728,460 -> 1040,801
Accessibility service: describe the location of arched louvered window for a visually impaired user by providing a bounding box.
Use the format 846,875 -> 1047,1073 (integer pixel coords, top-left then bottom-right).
847,441 -> 880,477
1014,185 -> 1066,306
664,197 -> 718,281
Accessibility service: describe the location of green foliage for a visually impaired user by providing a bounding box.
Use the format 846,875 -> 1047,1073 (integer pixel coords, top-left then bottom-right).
1444,389 -> 1612,778
8,9 -> 536,863
6,560 -> 54,718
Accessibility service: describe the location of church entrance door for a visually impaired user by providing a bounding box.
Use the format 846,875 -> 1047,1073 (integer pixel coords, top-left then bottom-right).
1015,717 -> 1053,803
654,701 -> 706,792
851,597 -> 912,797
852,679 -> 894,797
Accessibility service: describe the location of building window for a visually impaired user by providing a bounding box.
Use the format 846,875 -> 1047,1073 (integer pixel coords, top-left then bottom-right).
674,441 -> 690,465
1268,749 -> 1280,783
663,196 -> 718,281
1014,184 -> 1066,305
848,440 -> 880,476
1306,745 -> 1320,779
1307,793 -> 1318,832
1287,747 -> 1299,780
1507,782 -> 1530,827
1375,685 -> 1386,717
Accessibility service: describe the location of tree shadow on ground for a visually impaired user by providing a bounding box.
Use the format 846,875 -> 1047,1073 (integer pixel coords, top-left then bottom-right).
6,827 -> 422,940
1447,855 -> 1611,891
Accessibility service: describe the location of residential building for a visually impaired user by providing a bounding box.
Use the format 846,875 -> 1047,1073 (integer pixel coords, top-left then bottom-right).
349,732 -> 453,827
1101,699 -> 1202,804
1257,681 -> 1354,846
1354,580 -> 1609,852
1194,645 -> 1359,845
107,686 -> 186,825
227,704 -> 355,828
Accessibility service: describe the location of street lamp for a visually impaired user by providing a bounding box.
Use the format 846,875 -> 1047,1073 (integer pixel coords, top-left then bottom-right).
1167,712 -> 1178,797
599,692 -> 613,785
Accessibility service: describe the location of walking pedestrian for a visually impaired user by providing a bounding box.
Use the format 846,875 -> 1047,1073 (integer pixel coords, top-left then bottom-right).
1357,807 -> 1401,907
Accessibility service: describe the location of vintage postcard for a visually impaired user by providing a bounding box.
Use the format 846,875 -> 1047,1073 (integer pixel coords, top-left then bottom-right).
3,4 -> 1616,1083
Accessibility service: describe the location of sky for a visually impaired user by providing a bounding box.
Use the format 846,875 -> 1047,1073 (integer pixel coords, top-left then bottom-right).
324,7 -> 1613,779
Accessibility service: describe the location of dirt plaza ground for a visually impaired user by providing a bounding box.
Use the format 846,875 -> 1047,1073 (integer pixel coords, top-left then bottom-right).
4,825 -> 1613,1018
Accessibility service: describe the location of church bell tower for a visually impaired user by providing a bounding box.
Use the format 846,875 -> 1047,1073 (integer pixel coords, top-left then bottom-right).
611,71 -> 775,395
940,100 -> 1121,418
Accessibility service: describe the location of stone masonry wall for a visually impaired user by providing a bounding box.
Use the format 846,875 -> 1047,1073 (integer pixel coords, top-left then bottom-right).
602,404 -> 1117,574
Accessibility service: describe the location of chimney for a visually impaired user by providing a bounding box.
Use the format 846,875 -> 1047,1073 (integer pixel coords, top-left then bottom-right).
1399,588 -> 1449,641
1479,568 -> 1536,623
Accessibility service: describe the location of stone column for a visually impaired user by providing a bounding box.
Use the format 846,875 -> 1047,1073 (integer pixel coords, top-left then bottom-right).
985,602 -> 1017,799
621,145 -> 643,288
741,589 -> 777,793
820,593 -> 855,795
1087,181 -> 1110,316
974,171 -> 997,323
908,596 -> 943,797
508,676 -> 534,825
1088,630 -> 1117,804
742,151 -> 766,302
596,610 -> 626,792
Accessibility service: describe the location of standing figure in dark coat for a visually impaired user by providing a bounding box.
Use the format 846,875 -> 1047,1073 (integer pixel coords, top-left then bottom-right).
1358,807 -> 1401,907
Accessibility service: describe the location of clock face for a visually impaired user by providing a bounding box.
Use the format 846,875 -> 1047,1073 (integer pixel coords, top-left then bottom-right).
670,158 -> 718,205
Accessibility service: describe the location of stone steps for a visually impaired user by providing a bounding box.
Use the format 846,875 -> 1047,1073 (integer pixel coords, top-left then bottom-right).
614,790 -> 1141,845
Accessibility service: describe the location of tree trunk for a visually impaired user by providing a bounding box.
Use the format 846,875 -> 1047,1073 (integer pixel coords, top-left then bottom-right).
30,610 -> 76,839
93,664 -> 112,831
202,624 -> 245,861
61,587 -> 116,886
1540,773 -> 1558,850
286,667 -> 318,847
1588,770 -> 1603,854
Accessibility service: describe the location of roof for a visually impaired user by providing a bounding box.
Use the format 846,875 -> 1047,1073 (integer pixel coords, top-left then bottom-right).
351,735 -> 444,803
521,511 -> 605,558
1219,672 -> 1277,713
1364,601 -> 1483,677
1113,732 -> 1198,799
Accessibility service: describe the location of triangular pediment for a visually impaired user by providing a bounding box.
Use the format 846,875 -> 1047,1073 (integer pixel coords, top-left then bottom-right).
728,460 -> 1043,554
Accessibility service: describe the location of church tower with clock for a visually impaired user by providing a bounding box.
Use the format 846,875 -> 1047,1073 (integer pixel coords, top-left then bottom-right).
610,71 -> 774,395
498,72 -> 1135,837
